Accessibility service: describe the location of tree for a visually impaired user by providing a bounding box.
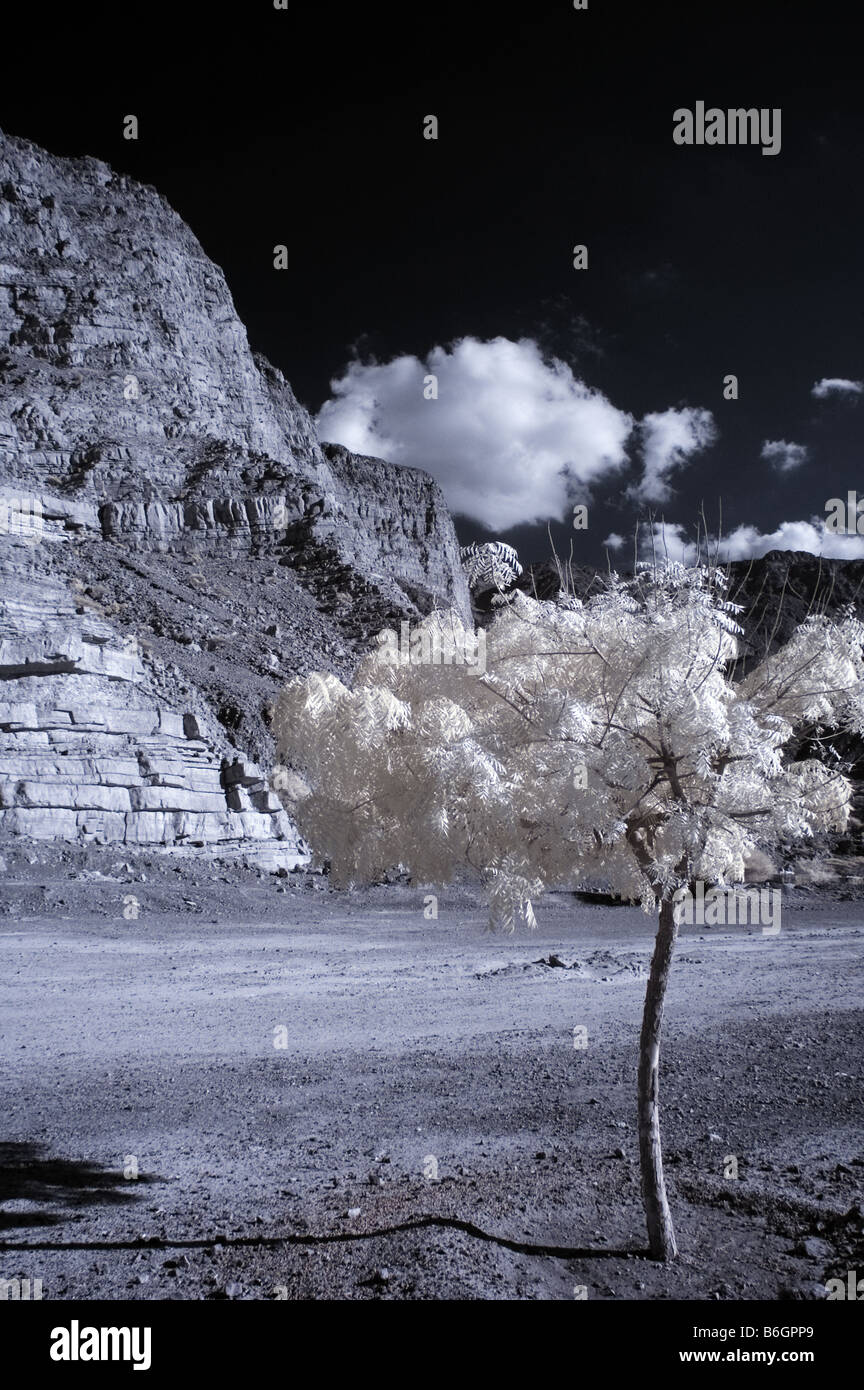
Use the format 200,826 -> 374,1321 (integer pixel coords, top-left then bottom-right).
273,563 -> 864,1260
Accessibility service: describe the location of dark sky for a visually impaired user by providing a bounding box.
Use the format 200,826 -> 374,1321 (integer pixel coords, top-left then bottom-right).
3,0 -> 863,564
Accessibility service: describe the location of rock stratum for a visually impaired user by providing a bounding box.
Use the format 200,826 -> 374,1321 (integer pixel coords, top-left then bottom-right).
0,129 -> 470,863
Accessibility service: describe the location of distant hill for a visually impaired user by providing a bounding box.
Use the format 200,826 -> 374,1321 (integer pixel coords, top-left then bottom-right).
517,550 -> 864,670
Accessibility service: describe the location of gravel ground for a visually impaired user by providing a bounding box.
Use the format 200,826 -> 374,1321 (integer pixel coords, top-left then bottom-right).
0,855 -> 862,1301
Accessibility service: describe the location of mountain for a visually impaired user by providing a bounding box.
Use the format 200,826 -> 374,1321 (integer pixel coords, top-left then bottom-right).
0,130 -> 469,864
517,551 -> 864,671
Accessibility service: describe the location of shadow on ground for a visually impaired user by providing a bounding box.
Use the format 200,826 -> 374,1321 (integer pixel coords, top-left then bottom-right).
0,1143 -> 161,1231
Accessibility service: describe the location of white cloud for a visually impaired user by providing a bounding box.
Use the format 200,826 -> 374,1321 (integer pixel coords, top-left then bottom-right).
812,377 -> 864,400
761,439 -> 810,473
630,407 -> 717,504
604,532 -> 626,550
643,519 -> 864,564
639,522 -> 695,565
316,337 -> 634,530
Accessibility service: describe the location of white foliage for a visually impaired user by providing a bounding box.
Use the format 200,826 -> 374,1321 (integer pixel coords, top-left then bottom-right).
460,541 -> 523,594
275,567 -> 862,926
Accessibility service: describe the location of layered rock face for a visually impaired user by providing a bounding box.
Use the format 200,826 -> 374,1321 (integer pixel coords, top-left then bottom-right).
0,129 -> 470,859
0,565 -> 302,865
0,133 -> 327,496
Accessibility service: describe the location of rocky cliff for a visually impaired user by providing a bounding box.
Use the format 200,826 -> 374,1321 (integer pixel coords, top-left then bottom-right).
0,129 -> 470,862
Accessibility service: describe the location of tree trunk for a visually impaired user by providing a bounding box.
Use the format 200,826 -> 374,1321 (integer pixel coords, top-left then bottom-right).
638,895 -> 679,1260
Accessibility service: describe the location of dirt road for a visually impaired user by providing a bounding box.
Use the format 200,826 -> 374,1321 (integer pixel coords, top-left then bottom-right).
1,870 -> 862,1300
